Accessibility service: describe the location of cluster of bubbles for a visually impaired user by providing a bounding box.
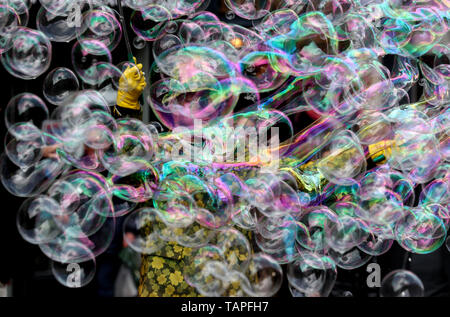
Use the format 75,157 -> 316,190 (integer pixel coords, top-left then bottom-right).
1,0 -> 449,296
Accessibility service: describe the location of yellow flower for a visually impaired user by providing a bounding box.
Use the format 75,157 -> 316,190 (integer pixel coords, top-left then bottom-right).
157,274 -> 167,285
173,245 -> 183,253
238,253 -> 248,261
169,271 -> 184,286
151,257 -> 165,269
174,228 -> 183,236
166,250 -> 174,258
140,288 -> 148,297
164,285 -> 175,296
182,247 -> 192,257
227,252 -> 238,265
231,280 -> 241,290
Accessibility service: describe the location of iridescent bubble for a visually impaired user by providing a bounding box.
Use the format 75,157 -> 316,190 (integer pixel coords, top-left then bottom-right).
255,214 -> 298,264
288,282 -> 306,297
178,20 -> 205,44
122,207 -> 165,254
77,9 -> 122,52
51,257 -> 96,288
99,118 -> 155,177
82,62 -> 122,105
419,178 -> 449,206
325,214 -> 369,253
81,62 -> 122,106
1,27 -> 52,79
328,246 -> 372,270
123,0 -> 158,10
5,122 -> 44,168
165,20 -> 178,34
133,35 -> 146,49
138,4 -> 172,23
71,39 -> 112,85
287,252 -> 337,297
130,10 -> 167,42
395,207 -> 447,254
317,130 -> 367,186
36,6 -> 78,43
0,4 -> 20,54
225,0 -> 271,20
43,67 -> 80,106
39,217 -> 114,262
239,50 -> 291,92
380,270 -> 424,297
7,0 -> 29,27
5,93 -> 49,129
225,11 -> 235,20
241,253 -> 283,297
47,180 -> 81,215
297,206 -> 339,253
358,233 -> 393,256
39,0 -> 92,17
216,227 -> 251,271
109,163 -> 157,205
16,196 -> 63,244
184,245 -> 228,296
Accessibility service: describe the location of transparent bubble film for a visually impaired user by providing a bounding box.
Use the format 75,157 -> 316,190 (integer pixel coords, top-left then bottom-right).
0,0 -> 449,297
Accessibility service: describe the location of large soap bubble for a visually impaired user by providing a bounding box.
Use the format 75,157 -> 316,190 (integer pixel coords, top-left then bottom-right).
380,270 -> 425,297
5,93 -> 49,129
43,67 -> 80,105
1,26 -> 52,79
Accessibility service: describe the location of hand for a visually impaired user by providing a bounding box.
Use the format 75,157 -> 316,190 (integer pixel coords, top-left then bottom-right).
117,57 -> 147,110
41,144 -> 61,160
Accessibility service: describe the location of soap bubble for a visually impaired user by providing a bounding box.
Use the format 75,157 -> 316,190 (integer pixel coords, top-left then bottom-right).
39,206 -> 115,262
1,27 -> 52,79
5,93 -> 49,129
241,253 -> 283,297
0,4 -> 20,54
81,62 -> 122,104
76,9 -> 122,52
328,246 -> 373,270
16,195 -> 63,244
8,0 -> 29,27
225,11 -> 235,20
36,6 -> 78,42
225,0 -> 271,20
380,270 -> 424,297
51,256 -> 96,288
287,252 -> 337,297
0,0 -> 449,297
0,151 -> 68,197
122,207 -> 165,254
5,122 -> 44,168
43,67 -> 80,105
71,39 -> 112,85
130,9 -> 168,42
133,35 -> 146,49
